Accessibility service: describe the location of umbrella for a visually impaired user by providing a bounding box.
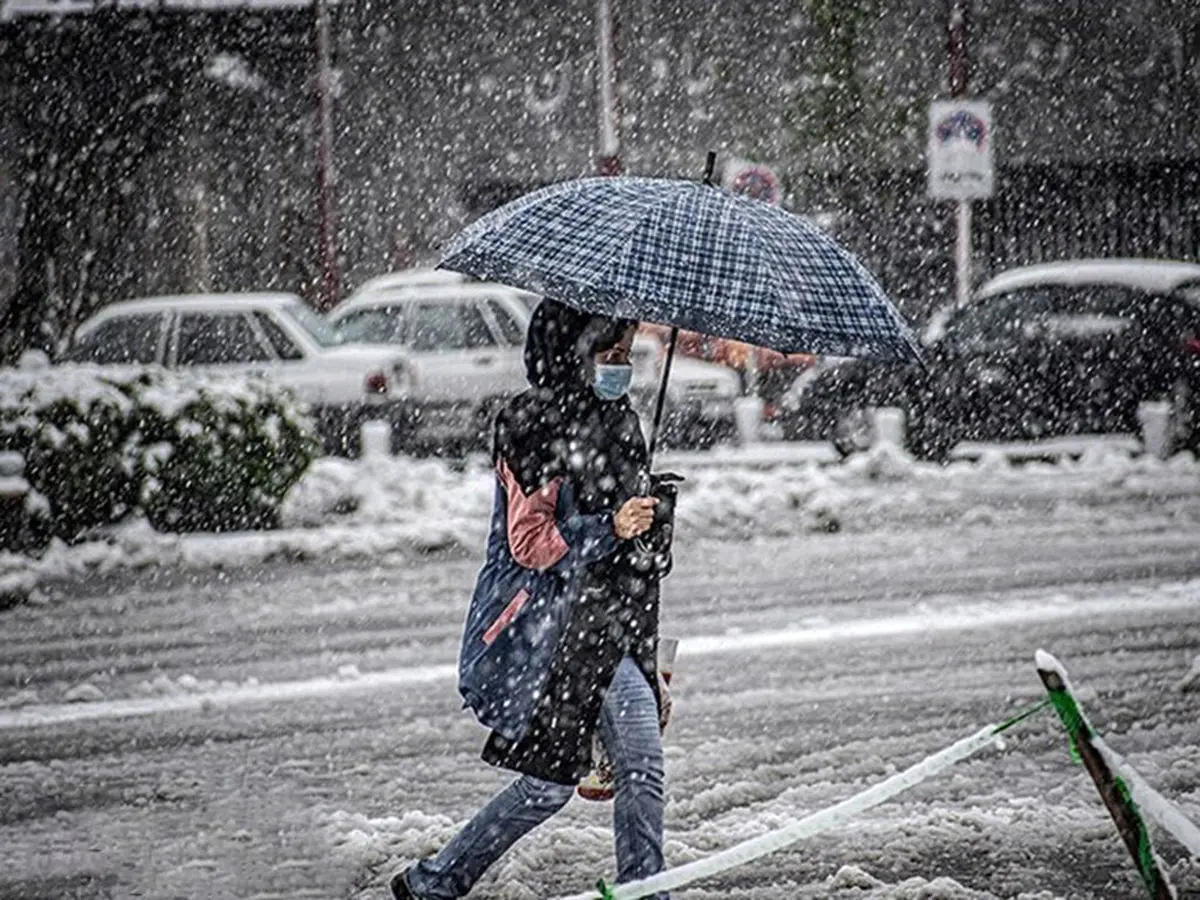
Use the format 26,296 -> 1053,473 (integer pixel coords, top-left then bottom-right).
439,156 -> 922,457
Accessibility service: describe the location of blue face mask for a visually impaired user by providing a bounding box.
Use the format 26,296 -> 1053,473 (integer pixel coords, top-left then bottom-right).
593,363 -> 633,400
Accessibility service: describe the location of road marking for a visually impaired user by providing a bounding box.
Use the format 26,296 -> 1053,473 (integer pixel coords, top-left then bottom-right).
0,664 -> 456,730
678,588 -> 1199,657
1,585 -> 1196,731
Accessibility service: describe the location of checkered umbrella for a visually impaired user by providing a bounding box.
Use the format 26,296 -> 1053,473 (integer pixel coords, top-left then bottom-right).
439,176 -> 922,362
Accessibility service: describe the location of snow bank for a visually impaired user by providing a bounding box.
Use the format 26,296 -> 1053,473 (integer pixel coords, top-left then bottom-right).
9,443 -> 1200,594
283,442 -> 1200,541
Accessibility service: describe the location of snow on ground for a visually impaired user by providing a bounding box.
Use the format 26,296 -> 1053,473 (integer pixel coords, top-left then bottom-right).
12,441 -> 1200,596
2,441 -> 1199,899
4,585 -> 1196,727
317,584 -> 1200,899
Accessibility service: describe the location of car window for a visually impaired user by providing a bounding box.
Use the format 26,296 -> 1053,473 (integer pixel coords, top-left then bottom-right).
176,313 -> 270,365
253,311 -> 304,360
334,306 -> 407,344
408,302 -> 496,351
941,294 -> 1027,346
485,299 -> 527,346
944,284 -> 1184,348
65,314 -> 163,364
943,286 -> 1086,345
281,301 -> 343,348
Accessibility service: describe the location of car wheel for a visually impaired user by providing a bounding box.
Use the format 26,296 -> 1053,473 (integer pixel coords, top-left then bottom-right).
906,410 -> 954,463
471,398 -> 505,453
684,416 -> 737,450
316,407 -> 361,458
831,407 -> 875,458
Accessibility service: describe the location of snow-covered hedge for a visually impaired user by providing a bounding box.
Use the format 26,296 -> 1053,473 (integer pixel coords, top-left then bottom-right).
0,366 -> 319,540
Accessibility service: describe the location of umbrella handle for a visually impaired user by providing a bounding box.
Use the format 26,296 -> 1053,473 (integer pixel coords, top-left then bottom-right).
645,326 -> 679,469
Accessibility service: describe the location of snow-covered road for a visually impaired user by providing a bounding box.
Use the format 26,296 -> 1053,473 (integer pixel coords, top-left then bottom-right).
1,453 -> 1199,900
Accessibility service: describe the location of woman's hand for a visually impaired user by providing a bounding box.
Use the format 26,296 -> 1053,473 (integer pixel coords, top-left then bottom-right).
613,496 -> 658,539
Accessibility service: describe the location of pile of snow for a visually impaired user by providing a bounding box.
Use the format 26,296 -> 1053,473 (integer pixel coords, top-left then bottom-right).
323,807 -> 1065,900
284,441 -> 1200,540
280,454 -> 494,534
132,672 -> 263,698
7,443 -> 1199,594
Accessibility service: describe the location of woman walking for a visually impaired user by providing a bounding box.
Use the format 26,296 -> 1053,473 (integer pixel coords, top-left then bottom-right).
391,299 -> 675,899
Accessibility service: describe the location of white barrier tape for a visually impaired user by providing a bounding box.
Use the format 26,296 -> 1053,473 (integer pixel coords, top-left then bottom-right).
1094,735 -> 1200,858
553,720 -> 1009,900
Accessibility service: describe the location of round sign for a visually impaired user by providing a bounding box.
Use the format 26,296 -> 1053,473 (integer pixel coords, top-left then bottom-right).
728,163 -> 780,205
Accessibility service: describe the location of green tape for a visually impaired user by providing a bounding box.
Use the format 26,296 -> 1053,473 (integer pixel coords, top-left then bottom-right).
993,699 -> 1050,734
595,878 -> 615,900
1038,655 -> 1175,899
1043,684 -> 1092,764
1114,774 -> 1164,897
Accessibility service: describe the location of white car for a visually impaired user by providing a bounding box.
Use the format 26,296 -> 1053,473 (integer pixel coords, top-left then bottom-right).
329,271 -> 741,451
60,293 -> 413,455
329,280 -> 537,451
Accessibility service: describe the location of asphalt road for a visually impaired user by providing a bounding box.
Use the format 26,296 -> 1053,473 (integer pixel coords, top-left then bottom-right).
2,506 -> 1199,900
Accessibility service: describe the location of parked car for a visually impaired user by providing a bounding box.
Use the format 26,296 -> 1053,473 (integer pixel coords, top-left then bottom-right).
328,279 -> 536,452
59,293 -> 413,456
778,259 -> 1200,459
628,333 -> 741,449
329,272 -> 741,452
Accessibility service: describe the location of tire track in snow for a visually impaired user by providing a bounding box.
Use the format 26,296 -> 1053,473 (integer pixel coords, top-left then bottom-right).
3,582 -> 1195,731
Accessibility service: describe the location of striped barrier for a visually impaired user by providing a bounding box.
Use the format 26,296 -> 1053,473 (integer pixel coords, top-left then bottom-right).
1037,649 -> 1200,900
554,701 -> 1048,900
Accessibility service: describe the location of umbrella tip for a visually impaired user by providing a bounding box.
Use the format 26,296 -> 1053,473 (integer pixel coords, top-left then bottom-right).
703,151 -> 716,186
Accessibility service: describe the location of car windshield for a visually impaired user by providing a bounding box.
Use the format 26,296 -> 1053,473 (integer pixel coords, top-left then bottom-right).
282,301 -> 343,347
334,307 -> 406,344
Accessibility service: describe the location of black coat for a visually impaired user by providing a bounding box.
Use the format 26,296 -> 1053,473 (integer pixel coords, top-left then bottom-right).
480,300 -> 671,785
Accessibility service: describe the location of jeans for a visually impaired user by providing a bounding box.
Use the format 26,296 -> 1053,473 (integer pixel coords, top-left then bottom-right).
407,656 -> 666,899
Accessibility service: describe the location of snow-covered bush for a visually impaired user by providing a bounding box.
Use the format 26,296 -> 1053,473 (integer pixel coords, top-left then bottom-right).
0,367 -> 141,540
136,375 -> 319,532
0,366 -> 319,539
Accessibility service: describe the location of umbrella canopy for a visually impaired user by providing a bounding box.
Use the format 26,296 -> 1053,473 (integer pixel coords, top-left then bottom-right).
439,176 -> 922,363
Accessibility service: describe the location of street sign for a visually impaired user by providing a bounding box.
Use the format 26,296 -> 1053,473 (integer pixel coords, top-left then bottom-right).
723,160 -> 780,205
927,100 -> 994,200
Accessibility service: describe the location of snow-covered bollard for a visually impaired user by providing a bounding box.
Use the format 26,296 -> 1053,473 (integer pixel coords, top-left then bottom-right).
360,420 -> 392,458
871,407 -> 907,450
1137,401 -> 1171,460
733,396 -> 763,445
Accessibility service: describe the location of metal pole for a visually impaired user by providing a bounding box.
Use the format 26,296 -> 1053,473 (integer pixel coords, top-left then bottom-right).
191,181 -> 211,291
948,0 -> 968,98
647,327 -> 678,462
949,0 -> 971,306
595,0 -> 622,175
955,200 -> 971,307
314,0 -> 340,312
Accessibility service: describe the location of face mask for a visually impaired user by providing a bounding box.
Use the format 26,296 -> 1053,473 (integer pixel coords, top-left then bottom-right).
593,363 -> 633,400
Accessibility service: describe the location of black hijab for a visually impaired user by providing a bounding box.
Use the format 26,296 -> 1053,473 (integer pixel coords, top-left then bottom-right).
494,299 -> 644,508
